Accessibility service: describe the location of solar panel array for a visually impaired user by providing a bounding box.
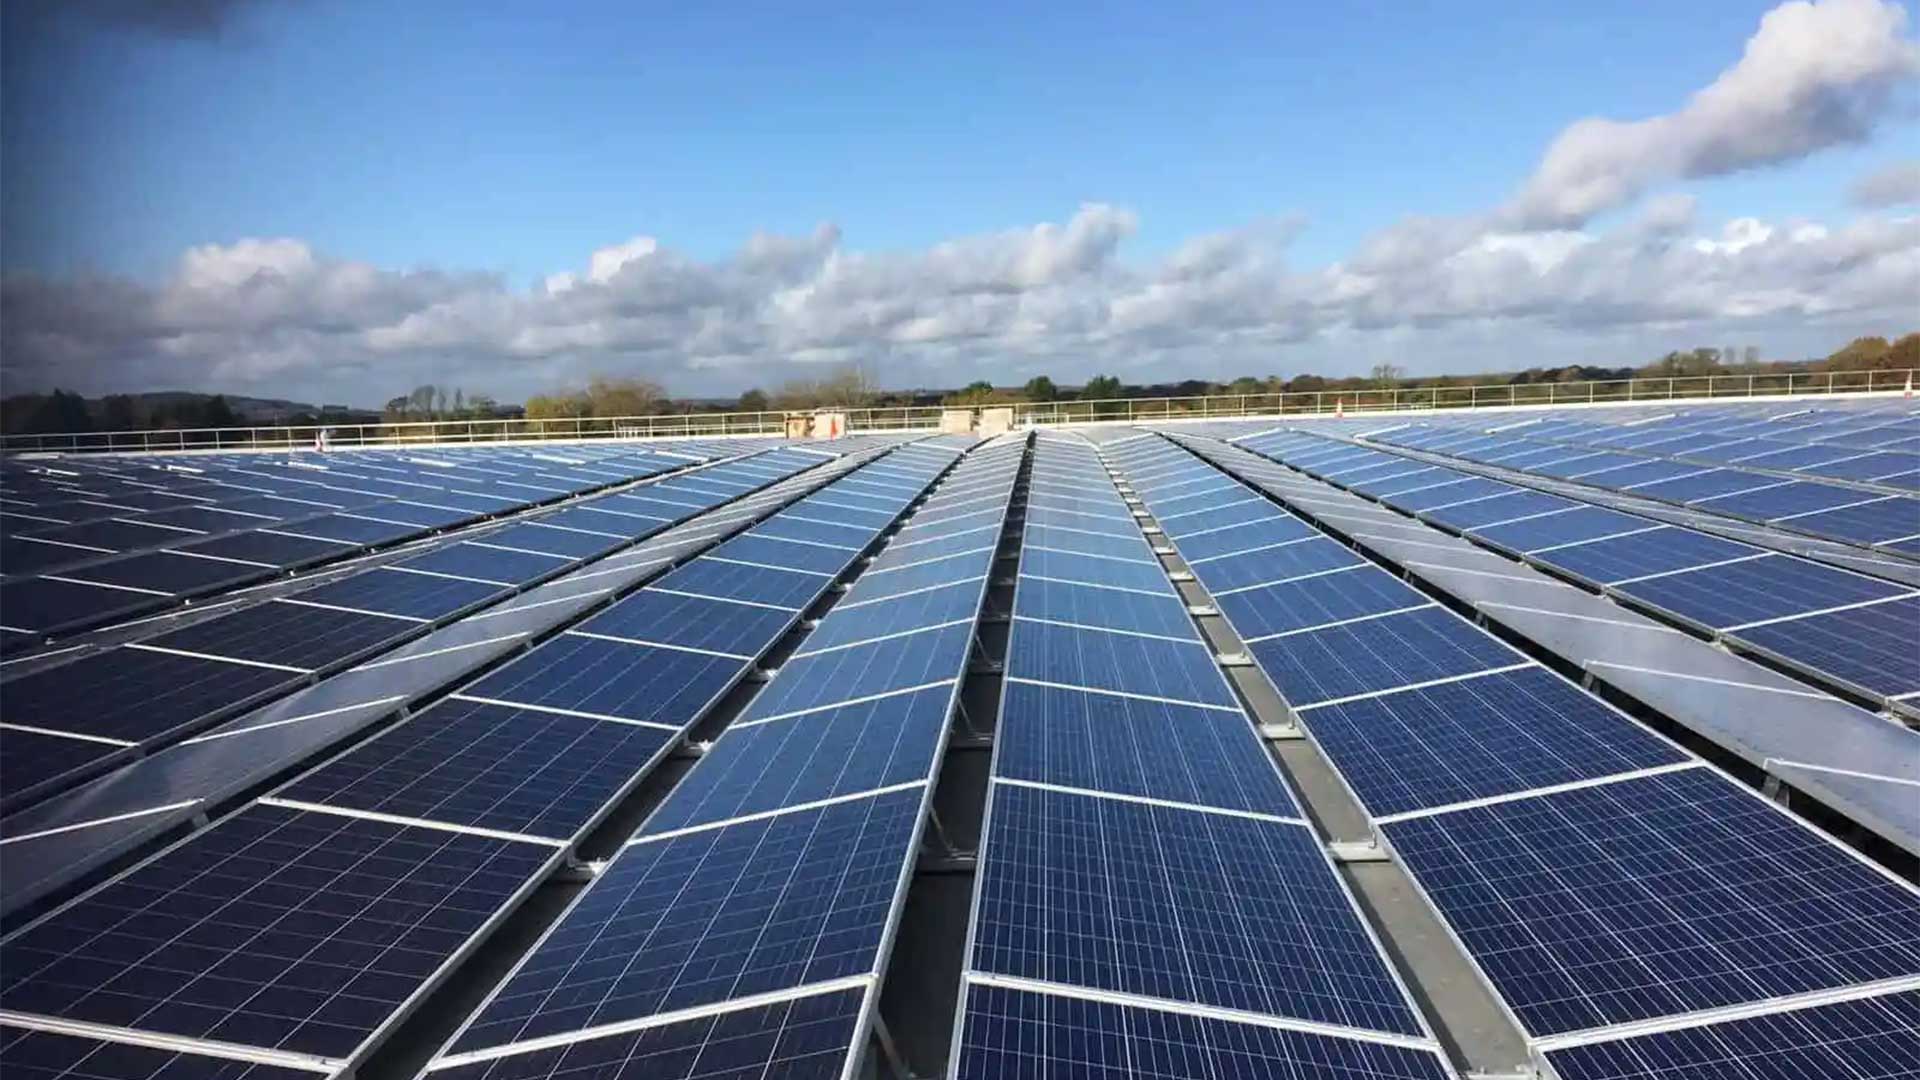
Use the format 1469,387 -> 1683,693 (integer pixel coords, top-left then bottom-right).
1102,429 -> 1920,1075
0,447 -> 886,920
951,432 -> 1452,1080
0,443 -> 753,646
422,435 -> 1015,1079
1222,426 -> 1920,716
1168,431 -> 1920,859
0,439 -> 961,1078
1371,404 -> 1920,556
0,446 -> 835,818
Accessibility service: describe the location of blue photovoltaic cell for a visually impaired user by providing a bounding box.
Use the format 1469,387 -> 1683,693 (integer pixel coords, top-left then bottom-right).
1383,767 -> 1920,1037
1632,470 -> 1772,504
957,985 -> 1450,1080
1304,666 -> 1686,816
0,647 -> 297,744
1158,517 -> 1316,562
1737,595 -> 1920,698
1249,606 -> 1517,707
1533,527 -> 1752,585
1213,567 -> 1419,640
1357,467 -> 1455,495
1540,453 -> 1643,479
144,601 -> 411,670
871,530 -> 997,566
398,544 -> 561,586
463,635 -> 740,726
653,558 -> 823,609
432,989 -> 864,1080
0,577 -> 162,632
1575,460 -> 1707,489
481,524 -> 617,560
1470,506 -> 1648,552
297,568 -> 501,621
1007,620 -> 1235,707
1014,578 -> 1198,639
0,730 -> 125,804
1162,500 -> 1283,535
1022,507 -> 1138,538
68,552 -> 264,595
280,699 -> 673,839
971,784 -> 1422,1036
0,1028 -> 313,1080
729,514 -> 868,551
710,533 -> 856,576
180,530 -> 352,568
1420,490 -> 1569,530
1025,493 -> 1133,521
1018,546 -> 1174,592
576,589 -> 793,657
748,623 -> 974,717
1702,480 -> 1879,520
644,685 -> 953,833
1180,539 -> 1362,592
0,804 -> 551,1059
1389,477 -> 1510,512
993,681 -> 1295,816
849,551 -> 992,602
451,787 -> 921,1052
1616,554 -> 1903,629
1792,497 -> 1920,544
803,580 -> 983,652
282,513 -> 420,546
1544,991 -> 1920,1080
366,502 -> 479,528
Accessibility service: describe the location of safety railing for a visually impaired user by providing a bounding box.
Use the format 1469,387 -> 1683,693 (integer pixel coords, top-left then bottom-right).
3,368 -> 1913,454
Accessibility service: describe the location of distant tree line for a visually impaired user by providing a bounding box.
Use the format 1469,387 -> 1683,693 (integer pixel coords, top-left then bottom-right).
6,333 -> 1915,436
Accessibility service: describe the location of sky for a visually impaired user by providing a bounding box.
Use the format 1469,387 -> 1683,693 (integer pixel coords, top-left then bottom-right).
2,0 -> 1917,408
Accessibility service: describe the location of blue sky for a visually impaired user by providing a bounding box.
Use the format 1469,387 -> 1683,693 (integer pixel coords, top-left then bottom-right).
2,0 -> 1916,404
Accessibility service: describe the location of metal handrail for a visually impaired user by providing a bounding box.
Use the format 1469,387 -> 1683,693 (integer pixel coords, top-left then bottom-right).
4,368 -> 1914,454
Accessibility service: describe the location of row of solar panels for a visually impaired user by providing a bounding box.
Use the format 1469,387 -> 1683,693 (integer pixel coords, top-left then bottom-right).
1369,417 -> 1920,557
1477,399 -> 1920,483
0,443 -> 725,578
945,432 -> 1457,1077
1097,429 -> 1920,1080
0,440 -> 772,645
1222,426 -> 1920,717
0,445 -> 865,917
425,436 -> 1022,1078
0,446 -> 842,816
1171,433 -> 1920,860
0,437 -> 981,1078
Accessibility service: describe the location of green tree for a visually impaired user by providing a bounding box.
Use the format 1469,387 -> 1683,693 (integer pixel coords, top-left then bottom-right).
738,388 -> 770,412
1080,374 -> 1124,400
1370,362 -> 1405,389
1023,375 -> 1058,402
202,395 -> 240,428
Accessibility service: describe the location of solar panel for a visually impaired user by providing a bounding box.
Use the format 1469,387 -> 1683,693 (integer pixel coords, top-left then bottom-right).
993,680 -> 1297,816
142,600 -> 417,671
0,803 -> 553,1059
1245,606 -> 1520,709
459,634 -> 743,727
956,984 -> 1452,1080
1302,666 -> 1687,816
1382,766 -> 1920,1037
1543,990 -> 1920,1080
1737,594 -> 1920,697
1007,618 -> 1237,708
0,1026 -> 315,1080
428,987 -> 866,1080
1615,553 -> 1903,629
571,588 -> 795,656
971,782 -> 1422,1034
278,698 -> 675,840
449,786 -> 923,1054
